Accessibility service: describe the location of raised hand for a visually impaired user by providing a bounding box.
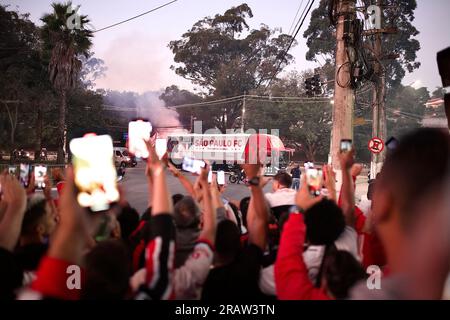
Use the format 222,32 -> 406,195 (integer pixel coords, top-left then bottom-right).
295,175 -> 324,212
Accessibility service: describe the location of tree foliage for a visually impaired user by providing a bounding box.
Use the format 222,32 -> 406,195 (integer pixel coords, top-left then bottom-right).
169,3 -> 296,130
303,0 -> 421,88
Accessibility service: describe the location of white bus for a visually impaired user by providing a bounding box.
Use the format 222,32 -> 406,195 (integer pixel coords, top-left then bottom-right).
166,133 -> 293,176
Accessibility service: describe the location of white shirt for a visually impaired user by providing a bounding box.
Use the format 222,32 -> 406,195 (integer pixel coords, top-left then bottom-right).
259,227 -> 359,294
304,226 -> 359,282
129,241 -> 214,300
264,188 -> 297,208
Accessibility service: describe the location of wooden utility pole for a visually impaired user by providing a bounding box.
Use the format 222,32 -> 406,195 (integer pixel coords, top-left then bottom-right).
330,0 -> 356,170
370,0 -> 387,179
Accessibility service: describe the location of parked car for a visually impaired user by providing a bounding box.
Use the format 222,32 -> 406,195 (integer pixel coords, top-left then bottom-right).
113,147 -> 136,167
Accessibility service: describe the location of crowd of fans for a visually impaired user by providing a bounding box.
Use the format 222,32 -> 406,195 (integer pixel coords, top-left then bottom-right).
0,128 -> 449,300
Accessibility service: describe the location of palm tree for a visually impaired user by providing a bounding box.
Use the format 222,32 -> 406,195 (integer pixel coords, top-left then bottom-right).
41,2 -> 93,163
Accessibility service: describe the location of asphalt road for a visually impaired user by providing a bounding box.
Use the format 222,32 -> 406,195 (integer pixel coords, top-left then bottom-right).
120,160 -> 274,214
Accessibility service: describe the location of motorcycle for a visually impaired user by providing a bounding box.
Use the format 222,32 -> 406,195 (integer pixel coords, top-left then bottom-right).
228,169 -> 246,184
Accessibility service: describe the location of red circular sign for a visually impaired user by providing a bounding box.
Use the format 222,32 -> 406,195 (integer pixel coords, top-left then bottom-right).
368,137 -> 384,154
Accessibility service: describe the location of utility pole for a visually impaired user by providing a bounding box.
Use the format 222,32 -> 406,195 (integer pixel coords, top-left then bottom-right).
330,0 -> 356,171
369,0 -> 387,179
241,92 -> 246,132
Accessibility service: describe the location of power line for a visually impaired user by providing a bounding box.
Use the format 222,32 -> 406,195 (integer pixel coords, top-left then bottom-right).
265,0 -> 316,90
93,0 -> 179,33
168,93 -> 332,109
287,0 -> 306,36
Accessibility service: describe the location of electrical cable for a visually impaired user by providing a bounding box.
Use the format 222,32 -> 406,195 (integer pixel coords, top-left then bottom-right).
93,0 -> 178,33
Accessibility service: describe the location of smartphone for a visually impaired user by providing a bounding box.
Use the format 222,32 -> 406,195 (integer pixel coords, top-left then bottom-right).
217,170 -> 225,185
8,166 -> 17,175
340,139 -> 353,153
70,134 -> 120,212
182,156 -> 206,174
208,170 -> 213,183
34,165 -> 47,189
155,138 -> 167,160
306,168 -> 323,197
128,120 -> 152,159
19,164 -> 31,187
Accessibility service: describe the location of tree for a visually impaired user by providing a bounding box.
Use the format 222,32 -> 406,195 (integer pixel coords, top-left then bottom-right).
386,85 -> 429,138
304,0 -> 421,89
246,71 -> 332,162
169,3 -> 295,131
41,1 -> 93,163
0,5 -> 57,158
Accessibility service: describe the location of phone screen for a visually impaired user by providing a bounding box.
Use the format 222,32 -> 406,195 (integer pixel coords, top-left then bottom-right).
128,120 -> 152,159
34,165 -> 47,189
155,138 -> 167,160
182,157 -> 206,174
217,170 -> 225,185
208,170 -> 213,183
306,168 -> 323,196
340,139 -> 353,153
19,164 -> 31,187
70,134 -> 119,212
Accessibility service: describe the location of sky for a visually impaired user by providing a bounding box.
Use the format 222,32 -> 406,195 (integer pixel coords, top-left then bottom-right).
4,0 -> 450,94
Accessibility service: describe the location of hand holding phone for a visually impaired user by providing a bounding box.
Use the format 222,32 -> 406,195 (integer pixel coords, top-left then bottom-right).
217,170 -> 225,185
34,165 -> 47,189
19,164 -> 31,188
128,120 -> 152,159
306,168 -> 323,197
155,138 -> 168,160
182,157 -> 206,175
340,139 -> 353,153
70,134 -> 119,212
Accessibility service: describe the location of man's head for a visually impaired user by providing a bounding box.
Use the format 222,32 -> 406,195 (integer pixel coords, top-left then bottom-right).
373,128 -> 449,271
173,196 -> 200,230
272,171 -> 292,192
304,199 -> 346,245
82,240 -> 130,300
21,195 -> 56,243
215,220 -> 241,263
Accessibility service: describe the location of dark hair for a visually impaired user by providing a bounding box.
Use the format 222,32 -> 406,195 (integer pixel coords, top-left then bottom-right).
239,197 -> 251,229
82,240 -> 131,300
228,202 -> 242,233
117,205 -> 140,241
172,194 -> 184,206
21,197 -> 47,236
173,196 -> 200,229
215,220 -> 241,260
140,207 -> 152,222
273,171 -> 292,188
378,128 -> 449,229
322,250 -> 366,299
304,199 -> 345,245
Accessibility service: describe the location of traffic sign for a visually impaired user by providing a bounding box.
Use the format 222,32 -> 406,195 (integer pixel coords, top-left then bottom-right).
368,137 -> 384,154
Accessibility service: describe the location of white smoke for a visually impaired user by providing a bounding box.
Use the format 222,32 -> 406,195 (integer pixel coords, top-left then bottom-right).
135,91 -> 180,128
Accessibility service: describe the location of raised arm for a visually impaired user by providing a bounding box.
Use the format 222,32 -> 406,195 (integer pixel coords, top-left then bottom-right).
197,166 -> 216,244
242,164 -> 269,251
30,167 -> 90,300
339,150 -> 356,227
168,162 -> 195,198
137,140 -> 176,300
210,173 -> 226,223
275,178 -> 328,300
0,173 -> 27,251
